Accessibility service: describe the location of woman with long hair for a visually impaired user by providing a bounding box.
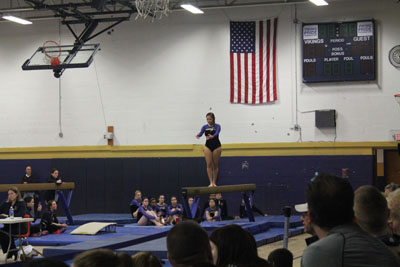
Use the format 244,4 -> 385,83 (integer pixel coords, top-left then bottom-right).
0,186 -> 27,260
210,224 -> 270,267
196,112 -> 222,187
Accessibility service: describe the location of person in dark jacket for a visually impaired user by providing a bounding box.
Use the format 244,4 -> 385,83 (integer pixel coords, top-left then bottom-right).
21,165 -> 39,199
44,168 -> 63,202
24,196 -> 43,235
41,200 -> 67,234
0,186 -> 28,260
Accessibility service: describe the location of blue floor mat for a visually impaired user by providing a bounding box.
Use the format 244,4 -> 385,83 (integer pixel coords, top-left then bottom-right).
115,216 -> 303,261
116,237 -> 168,259
28,225 -> 171,246
27,215 -> 301,246
26,214 -> 303,263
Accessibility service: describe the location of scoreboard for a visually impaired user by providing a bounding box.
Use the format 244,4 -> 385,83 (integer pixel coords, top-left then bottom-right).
302,20 -> 375,83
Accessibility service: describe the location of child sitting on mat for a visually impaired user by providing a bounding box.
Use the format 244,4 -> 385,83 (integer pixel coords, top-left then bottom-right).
204,198 -> 221,222
167,196 -> 183,225
137,197 -> 164,226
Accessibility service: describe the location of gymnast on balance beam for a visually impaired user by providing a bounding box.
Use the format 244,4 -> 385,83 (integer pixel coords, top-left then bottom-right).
196,112 -> 222,187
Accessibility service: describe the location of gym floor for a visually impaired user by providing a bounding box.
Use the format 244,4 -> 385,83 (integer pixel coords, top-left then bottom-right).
0,233 -> 309,266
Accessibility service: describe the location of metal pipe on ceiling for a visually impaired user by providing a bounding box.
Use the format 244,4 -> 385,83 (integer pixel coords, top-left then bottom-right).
0,0 -> 310,21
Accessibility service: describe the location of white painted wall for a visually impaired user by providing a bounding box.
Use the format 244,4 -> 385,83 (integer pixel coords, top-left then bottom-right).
0,0 -> 399,147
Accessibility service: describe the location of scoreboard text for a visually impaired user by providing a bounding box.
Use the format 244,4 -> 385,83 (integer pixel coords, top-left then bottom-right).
302,20 -> 375,83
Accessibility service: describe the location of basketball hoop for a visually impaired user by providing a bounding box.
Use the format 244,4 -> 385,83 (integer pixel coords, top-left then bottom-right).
135,0 -> 170,21
42,40 -> 62,66
395,94 -> 400,106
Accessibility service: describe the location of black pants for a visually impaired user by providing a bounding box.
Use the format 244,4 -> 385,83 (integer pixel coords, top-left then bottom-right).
0,224 -> 27,254
44,224 -> 62,233
30,224 -> 41,235
0,230 -> 15,254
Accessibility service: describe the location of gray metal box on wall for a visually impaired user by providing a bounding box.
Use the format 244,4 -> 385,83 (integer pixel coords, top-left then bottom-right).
315,110 -> 336,128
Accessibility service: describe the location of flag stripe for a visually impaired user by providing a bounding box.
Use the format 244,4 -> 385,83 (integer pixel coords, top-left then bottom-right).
237,53 -> 241,103
241,53 -> 245,103
258,21 -> 263,104
244,53 -> 249,103
233,53 -> 238,102
273,18 -> 278,101
230,52 -> 234,103
266,19 -> 271,102
252,53 -> 256,104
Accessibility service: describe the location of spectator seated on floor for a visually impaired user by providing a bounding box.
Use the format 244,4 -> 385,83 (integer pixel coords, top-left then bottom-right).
72,248 -> 133,267
215,193 -> 230,220
301,173 -> 400,267
167,221 -> 214,267
130,190 -> 142,219
137,197 -> 164,226
268,248 -> 293,267
204,198 -> 221,222
167,196 -> 183,225
354,185 -> 400,259
210,224 -> 271,267
156,195 -> 168,223
40,200 -> 67,234
183,197 -> 202,223
149,197 -> 162,221
131,252 -> 162,267
202,193 -> 216,215
24,196 -> 43,236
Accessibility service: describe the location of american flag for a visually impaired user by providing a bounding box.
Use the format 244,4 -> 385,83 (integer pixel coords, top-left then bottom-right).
230,18 -> 278,104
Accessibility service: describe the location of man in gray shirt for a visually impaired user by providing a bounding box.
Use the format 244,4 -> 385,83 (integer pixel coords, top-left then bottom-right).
301,174 -> 399,267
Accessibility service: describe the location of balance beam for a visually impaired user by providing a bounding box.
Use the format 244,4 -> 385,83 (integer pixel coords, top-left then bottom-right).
181,184 -> 256,197
0,182 -> 75,192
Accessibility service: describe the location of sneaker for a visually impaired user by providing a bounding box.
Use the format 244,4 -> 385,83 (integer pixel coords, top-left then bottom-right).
41,231 -> 48,236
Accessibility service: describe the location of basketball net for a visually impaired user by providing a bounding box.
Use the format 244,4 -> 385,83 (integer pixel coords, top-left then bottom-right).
42,40 -> 61,66
135,0 -> 170,21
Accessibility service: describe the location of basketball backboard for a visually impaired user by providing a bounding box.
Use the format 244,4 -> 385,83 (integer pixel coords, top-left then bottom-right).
22,43 -> 100,77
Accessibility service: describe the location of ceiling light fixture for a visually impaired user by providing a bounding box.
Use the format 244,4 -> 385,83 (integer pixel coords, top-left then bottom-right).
2,15 -> 32,25
309,0 -> 329,6
181,3 -> 204,14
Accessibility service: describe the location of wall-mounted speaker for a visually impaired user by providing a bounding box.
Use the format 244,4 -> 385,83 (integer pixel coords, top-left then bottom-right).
315,110 -> 336,128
